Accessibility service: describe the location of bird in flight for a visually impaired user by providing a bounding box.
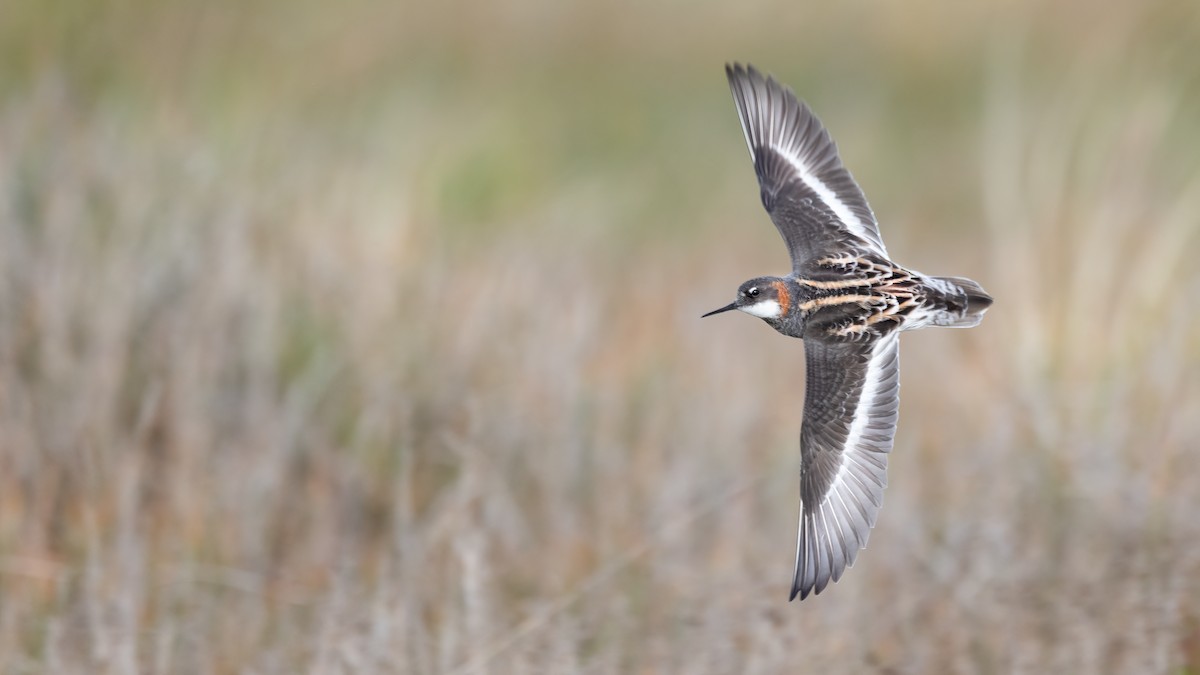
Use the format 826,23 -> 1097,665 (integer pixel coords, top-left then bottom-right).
705,64 -> 992,600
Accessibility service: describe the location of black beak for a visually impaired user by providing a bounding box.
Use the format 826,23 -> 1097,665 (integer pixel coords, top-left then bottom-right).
701,302 -> 738,318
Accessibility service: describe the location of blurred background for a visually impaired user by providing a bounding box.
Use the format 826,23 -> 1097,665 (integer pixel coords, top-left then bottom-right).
1,0 -> 1199,672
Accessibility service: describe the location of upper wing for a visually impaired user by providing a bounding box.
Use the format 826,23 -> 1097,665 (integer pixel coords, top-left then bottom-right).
726,63 -> 888,268
792,334 -> 900,600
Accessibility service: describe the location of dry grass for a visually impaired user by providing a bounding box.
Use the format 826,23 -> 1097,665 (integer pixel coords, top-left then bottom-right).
1,0 -> 1199,672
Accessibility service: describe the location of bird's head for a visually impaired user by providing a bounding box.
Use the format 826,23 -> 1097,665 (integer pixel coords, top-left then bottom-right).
702,277 -> 792,320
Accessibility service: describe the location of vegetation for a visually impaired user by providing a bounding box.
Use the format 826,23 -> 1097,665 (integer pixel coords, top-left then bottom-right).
0,0 -> 1198,671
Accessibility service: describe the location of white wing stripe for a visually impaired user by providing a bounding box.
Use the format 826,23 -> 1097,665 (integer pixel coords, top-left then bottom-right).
774,145 -> 880,256
822,334 -> 897,508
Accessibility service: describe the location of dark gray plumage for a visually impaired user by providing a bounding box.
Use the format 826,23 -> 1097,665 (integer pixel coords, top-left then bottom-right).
705,63 -> 992,601
796,336 -> 898,599
725,62 -> 888,266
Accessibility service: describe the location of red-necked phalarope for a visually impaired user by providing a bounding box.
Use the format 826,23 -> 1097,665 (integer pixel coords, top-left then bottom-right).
705,63 -> 993,601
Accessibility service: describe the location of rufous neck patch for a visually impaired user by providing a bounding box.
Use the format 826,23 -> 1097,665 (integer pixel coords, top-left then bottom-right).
773,280 -> 791,316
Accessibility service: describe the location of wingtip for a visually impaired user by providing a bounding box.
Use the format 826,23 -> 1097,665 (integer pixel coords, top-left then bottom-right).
724,62 -> 810,113
724,61 -> 763,84
724,61 -> 745,85
790,581 -> 813,602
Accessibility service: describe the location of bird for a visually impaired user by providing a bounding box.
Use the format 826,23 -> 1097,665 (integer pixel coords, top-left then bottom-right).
704,63 -> 993,601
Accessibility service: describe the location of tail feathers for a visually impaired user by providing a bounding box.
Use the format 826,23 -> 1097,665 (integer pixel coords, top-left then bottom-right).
933,276 -> 993,328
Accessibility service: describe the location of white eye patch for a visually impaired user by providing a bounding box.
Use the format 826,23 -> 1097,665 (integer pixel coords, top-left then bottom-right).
740,299 -> 782,318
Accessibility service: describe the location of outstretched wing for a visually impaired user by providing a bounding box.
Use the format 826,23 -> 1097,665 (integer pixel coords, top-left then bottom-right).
726,63 -> 888,268
793,334 -> 900,600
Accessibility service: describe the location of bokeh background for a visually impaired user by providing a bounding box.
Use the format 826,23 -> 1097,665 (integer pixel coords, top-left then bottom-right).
2,0 -> 1199,672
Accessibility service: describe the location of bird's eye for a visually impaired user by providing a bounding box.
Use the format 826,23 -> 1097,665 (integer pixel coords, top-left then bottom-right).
748,287 -> 760,297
